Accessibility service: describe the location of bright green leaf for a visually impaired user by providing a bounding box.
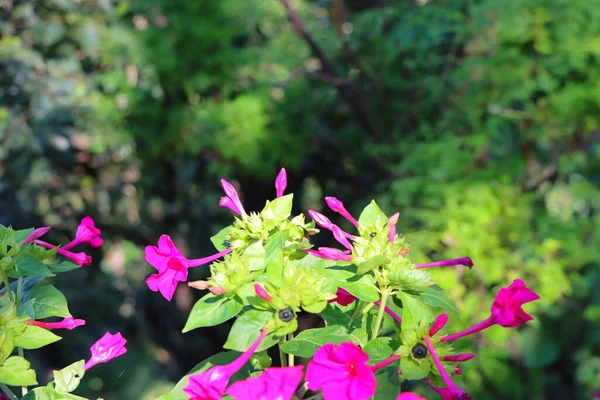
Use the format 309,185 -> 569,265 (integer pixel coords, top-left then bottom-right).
340,275 -> 379,302
14,325 -> 61,349
19,284 -> 71,319
280,325 -> 352,358
54,360 -> 85,394
183,294 -> 243,332
398,291 -> 434,330
0,356 -> 37,386
223,310 -> 276,352
210,226 -> 232,251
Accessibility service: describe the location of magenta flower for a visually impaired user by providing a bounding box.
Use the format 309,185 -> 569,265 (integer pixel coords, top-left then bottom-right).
62,216 -> 103,250
145,234 -> 232,301
414,257 -> 473,269
306,247 -> 353,262
443,354 -> 475,363
254,283 -> 273,302
309,210 -> 335,231
183,329 -> 269,400
84,332 -> 127,370
275,168 -> 287,198
34,240 -> 92,266
226,365 -> 304,400
325,197 -> 359,228
423,336 -> 471,400
397,393 -> 427,400
220,179 -> 246,216
22,226 -> 51,245
27,317 -> 85,330
332,225 -> 354,251
306,342 -> 376,400
441,279 -> 539,342
328,288 -> 356,306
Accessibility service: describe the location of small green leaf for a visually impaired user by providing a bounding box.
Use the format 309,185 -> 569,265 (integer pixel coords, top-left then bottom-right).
0,356 -> 37,386
356,255 -> 390,275
389,268 -> 431,293
397,291 -> 434,330
12,255 -> 54,278
374,366 -> 401,400
46,261 -> 79,274
400,357 -> 430,380
418,287 -> 458,312
22,386 -> 88,400
223,310 -> 276,352
19,284 -> 71,319
54,360 -> 85,394
363,337 -> 395,364
340,275 -> 379,302
358,200 -> 388,227
14,325 -> 61,349
280,325 -> 352,358
183,294 -> 243,332
244,241 -> 266,271
261,194 -> 293,221
210,226 -> 232,251
319,304 -> 352,327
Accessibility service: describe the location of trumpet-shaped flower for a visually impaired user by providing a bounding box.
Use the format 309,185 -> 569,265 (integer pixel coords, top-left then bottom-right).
27,317 -> 85,330
183,329 -> 269,400
441,279 -> 539,342
306,342 -> 376,400
225,365 -> 304,400
84,332 -> 127,370
63,216 -> 103,250
34,240 -> 92,266
145,234 -> 232,301
220,179 -> 246,216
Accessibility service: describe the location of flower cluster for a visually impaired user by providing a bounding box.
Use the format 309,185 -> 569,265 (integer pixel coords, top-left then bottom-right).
142,168 -> 540,400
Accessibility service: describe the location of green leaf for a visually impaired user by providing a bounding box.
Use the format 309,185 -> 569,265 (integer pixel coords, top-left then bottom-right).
363,337 -> 395,364
356,255 -> 390,275
389,268 -> 431,293
210,226 -> 232,251
53,360 -> 85,394
313,264 -> 356,281
224,310 -> 277,352
19,284 -> 71,319
400,357 -> 430,380
319,304 -> 352,327
13,228 -> 34,244
374,366 -> 401,400
418,287 -> 458,312
340,275 -> 379,302
244,241 -> 266,271
22,387 -> 88,400
12,255 -> 54,278
0,356 -> 37,386
14,325 -> 61,349
358,200 -> 388,227
46,261 -> 79,274
261,194 -> 293,221
397,291 -> 434,330
280,325 -> 352,358
183,294 -> 243,332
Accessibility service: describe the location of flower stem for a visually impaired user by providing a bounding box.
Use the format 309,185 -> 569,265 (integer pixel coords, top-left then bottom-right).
278,342 -> 288,368
15,277 -> 28,395
372,290 -> 389,339
0,271 -> 14,303
0,383 -> 18,400
287,333 -> 295,366
440,317 -> 495,342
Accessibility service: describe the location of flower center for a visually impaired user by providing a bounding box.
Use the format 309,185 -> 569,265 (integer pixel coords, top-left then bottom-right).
411,343 -> 427,359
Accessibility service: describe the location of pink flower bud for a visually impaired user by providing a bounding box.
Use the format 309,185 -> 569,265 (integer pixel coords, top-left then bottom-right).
324,196 -> 359,228
209,286 -> 227,295
22,227 -> 51,245
84,332 -> 127,370
27,317 -> 85,330
275,168 -> 287,198
332,225 -> 353,250
308,210 -> 334,231
443,353 -> 476,362
219,196 -> 241,215
221,179 -> 246,216
429,312 -> 449,336
254,283 -> 272,301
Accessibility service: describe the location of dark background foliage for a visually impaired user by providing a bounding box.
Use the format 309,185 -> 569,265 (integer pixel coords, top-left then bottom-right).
1,0 -> 599,398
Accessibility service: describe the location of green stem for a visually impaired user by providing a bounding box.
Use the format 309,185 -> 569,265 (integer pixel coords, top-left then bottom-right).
0,271 -> 14,303
294,382 -> 308,399
287,333 -> 294,367
0,383 -> 18,400
303,394 -> 323,400
16,277 -> 28,395
278,342 -> 288,368
372,291 -> 389,339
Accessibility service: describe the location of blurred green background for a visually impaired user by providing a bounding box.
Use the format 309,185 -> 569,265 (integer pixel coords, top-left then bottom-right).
1,0 -> 599,398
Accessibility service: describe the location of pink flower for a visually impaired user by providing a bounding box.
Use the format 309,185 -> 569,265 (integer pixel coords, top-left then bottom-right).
254,283 -> 272,302
145,235 -> 232,301
423,337 -> 471,400
27,317 -> 85,330
309,210 -> 335,231
397,393 -> 427,400
183,329 -> 269,400
84,332 -> 127,370
22,226 -> 51,245
443,354 -> 475,363
325,197 -> 359,228
429,313 -> 448,337
328,288 -> 356,306
490,279 -> 540,327
34,240 -> 92,266
306,247 -> 353,262
220,179 -> 246,216
62,216 -> 103,250
441,279 -> 539,342
226,366 -> 304,400
414,257 -> 473,269
332,225 -> 354,250
306,342 -> 376,400
275,168 -> 287,198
